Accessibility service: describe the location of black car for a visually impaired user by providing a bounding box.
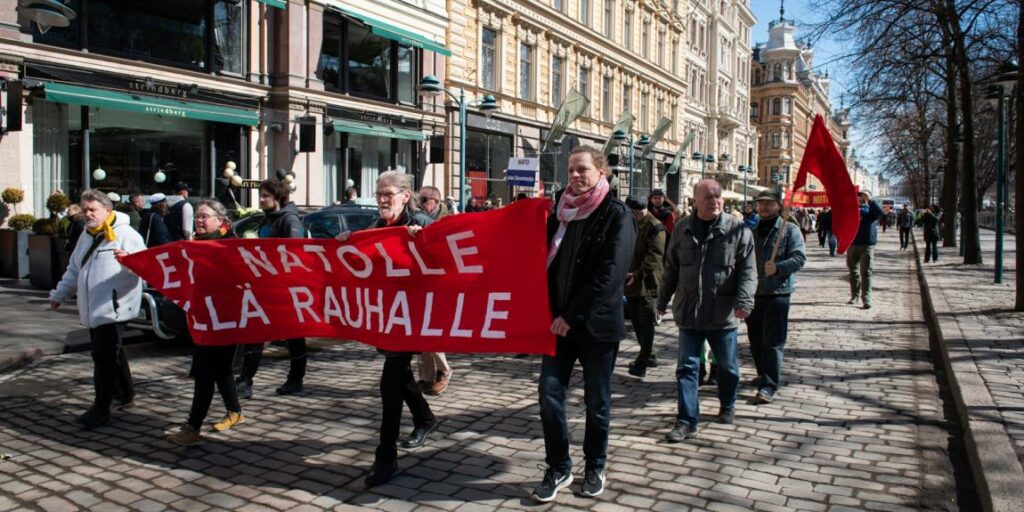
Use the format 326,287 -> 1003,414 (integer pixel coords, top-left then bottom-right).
129,204 -> 380,340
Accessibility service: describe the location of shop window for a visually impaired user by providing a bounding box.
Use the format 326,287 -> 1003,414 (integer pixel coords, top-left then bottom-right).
465,129 -> 513,203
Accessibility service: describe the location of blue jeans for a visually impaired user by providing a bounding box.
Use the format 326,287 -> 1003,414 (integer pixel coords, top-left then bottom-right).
745,295 -> 791,393
676,329 -> 739,427
538,340 -> 619,472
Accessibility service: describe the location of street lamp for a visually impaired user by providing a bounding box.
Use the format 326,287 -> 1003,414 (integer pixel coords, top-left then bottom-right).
983,59 -> 1019,284
691,151 -> 706,179
418,74 -> 499,211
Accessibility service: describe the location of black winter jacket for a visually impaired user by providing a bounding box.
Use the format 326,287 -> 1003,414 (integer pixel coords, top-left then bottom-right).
258,202 -> 304,239
546,192 -> 637,343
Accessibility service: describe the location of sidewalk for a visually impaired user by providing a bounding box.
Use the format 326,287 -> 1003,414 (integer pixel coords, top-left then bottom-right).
0,278 -> 92,372
915,229 -> 1024,512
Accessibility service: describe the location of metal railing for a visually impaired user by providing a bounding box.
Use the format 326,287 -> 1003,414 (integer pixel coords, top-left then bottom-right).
977,211 -> 1017,234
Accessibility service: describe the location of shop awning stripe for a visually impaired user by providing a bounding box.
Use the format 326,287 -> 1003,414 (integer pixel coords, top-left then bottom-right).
333,7 -> 452,57
41,82 -> 260,126
331,119 -> 425,141
256,0 -> 287,9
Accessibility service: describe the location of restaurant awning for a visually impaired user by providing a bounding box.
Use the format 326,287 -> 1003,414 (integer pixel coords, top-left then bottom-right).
41,82 -> 260,126
332,7 -> 452,57
256,0 -> 286,9
330,119 -> 424,141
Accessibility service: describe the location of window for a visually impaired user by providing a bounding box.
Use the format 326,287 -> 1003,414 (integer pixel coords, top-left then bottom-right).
640,92 -> 649,131
604,0 -> 613,37
690,19 -> 697,47
783,98 -> 792,115
318,13 -> 420,103
751,102 -> 758,118
771,132 -> 781,148
773,63 -> 782,81
623,83 -> 632,112
481,28 -> 497,90
602,75 -> 613,122
671,39 -> 678,75
551,56 -> 564,107
213,0 -> 244,74
671,104 -> 678,139
699,24 -> 706,52
623,9 -> 632,50
519,43 -> 534,101
657,31 -> 665,66
580,0 -> 591,25
656,97 -> 664,123
579,67 -> 590,114
554,0 -> 562,12
783,131 -> 791,148
642,19 -> 650,59
772,98 -> 781,115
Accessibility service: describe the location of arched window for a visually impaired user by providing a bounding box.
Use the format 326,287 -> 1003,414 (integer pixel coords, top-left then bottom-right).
783,98 -> 792,115
772,97 -> 781,115
773,63 -> 782,81
785,62 -> 793,80
771,131 -> 781,148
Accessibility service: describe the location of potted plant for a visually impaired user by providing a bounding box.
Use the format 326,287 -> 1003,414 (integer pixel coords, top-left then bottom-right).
28,192 -> 71,289
1,212 -> 33,279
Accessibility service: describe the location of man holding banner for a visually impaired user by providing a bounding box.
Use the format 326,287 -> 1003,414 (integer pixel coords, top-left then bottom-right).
535,146 -> 636,502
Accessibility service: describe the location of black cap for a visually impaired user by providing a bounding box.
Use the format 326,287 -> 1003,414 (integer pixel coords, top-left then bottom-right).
756,190 -> 781,203
625,196 -> 646,211
173,182 -> 192,192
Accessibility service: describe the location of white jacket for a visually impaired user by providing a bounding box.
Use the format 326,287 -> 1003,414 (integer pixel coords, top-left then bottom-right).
50,211 -> 147,328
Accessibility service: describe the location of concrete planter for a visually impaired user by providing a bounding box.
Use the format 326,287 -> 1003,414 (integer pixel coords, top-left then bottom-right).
28,235 -> 68,290
0,229 -> 30,279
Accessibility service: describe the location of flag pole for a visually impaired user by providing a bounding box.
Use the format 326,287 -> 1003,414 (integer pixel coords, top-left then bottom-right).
769,187 -> 797,263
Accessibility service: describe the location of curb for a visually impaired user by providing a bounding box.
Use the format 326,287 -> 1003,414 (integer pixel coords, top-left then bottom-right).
912,237 -> 1024,512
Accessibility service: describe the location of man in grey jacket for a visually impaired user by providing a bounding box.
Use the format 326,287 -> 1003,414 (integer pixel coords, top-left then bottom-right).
747,191 -> 806,404
657,180 -> 756,442
50,190 -> 147,429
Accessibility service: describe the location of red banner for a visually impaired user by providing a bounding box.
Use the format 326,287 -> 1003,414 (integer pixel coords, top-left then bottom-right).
119,199 -> 556,355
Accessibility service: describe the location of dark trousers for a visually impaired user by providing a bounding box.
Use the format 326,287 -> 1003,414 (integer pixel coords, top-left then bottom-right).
745,295 -> 791,393
238,338 -> 307,385
626,296 -> 658,364
817,228 -> 827,247
89,322 -> 134,412
538,340 -> 619,472
188,345 -> 242,431
899,227 -> 912,249
676,329 -> 738,427
376,354 -> 436,464
925,238 -> 939,262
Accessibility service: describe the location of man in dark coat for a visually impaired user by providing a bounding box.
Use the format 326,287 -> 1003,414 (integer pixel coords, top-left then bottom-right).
533,146 -> 636,503
624,196 -> 665,378
236,180 -> 308,399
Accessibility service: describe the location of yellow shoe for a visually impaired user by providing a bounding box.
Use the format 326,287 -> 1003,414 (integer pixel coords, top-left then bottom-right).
168,424 -> 201,446
213,411 -> 244,432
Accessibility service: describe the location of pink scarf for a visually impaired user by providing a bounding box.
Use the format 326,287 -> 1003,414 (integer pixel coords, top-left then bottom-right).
546,177 -> 610,268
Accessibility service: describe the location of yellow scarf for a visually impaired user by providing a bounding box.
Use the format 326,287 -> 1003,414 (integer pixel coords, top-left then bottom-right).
87,212 -> 117,242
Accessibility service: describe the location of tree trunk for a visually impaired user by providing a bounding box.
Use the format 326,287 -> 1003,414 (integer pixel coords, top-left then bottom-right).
1016,3 -> 1024,310
941,34 -> 959,246
948,1 -> 982,264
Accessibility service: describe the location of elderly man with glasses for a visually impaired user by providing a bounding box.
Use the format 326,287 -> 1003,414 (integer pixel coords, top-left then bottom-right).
417,186 -> 450,221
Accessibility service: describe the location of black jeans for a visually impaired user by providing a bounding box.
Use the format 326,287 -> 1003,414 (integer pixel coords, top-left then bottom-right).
89,322 -> 134,412
925,238 -> 939,262
188,345 -> 241,431
376,353 -> 436,464
745,295 -> 791,393
538,340 -> 619,472
899,227 -> 912,249
626,296 -> 658,364
817,228 -> 827,247
238,338 -> 307,385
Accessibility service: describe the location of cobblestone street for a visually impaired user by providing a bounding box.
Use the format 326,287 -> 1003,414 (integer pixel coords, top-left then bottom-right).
0,233 -> 974,511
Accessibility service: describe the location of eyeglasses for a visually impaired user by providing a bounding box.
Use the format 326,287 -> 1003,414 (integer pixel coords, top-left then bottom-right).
375,191 -> 399,200
419,196 -> 438,203
195,214 -> 219,221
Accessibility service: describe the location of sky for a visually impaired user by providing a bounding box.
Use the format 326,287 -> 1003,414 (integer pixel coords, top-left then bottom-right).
748,0 -> 883,175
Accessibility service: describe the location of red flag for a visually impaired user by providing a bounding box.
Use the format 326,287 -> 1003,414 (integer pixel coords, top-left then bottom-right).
789,114 -> 860,254
119,199 -> 556,355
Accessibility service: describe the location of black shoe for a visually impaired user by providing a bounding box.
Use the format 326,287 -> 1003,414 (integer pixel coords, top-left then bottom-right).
627,361 -> 647,378
847,297 -> 858,305
750,376 -> 763,388
401,421 -> 439,448
364,462 -> 397,487
532,467 -> 573,503
76,407 -> 110,430
665,423 -> 698,443
718,408 -> 735,424
236,380 -> 253,400
580,468 -> 606,498
645,357 -> 659,368
112,394 -> 135,410
276,380 -> 303,395
755,388 -> 775,404
862,303 -> 872,310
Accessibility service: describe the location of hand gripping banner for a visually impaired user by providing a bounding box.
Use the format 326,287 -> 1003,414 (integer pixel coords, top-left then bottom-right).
119,199 -> 556,355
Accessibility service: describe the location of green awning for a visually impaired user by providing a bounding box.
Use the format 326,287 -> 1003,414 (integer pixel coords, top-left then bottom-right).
42,82 -> 260,126
256,0 -> 286,8
335,7 -> 451,57
331,119 -> 424,141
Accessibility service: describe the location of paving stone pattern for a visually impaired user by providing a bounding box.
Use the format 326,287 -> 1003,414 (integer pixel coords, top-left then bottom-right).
0,233 -> 965,511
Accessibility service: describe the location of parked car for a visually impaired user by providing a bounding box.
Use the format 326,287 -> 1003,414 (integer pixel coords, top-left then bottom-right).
128,204 -> 380,341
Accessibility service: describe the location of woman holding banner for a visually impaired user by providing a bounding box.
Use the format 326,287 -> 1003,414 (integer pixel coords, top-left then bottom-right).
336,170 -> 439,487
534,145 -> 636,503
168,199 -> 245,446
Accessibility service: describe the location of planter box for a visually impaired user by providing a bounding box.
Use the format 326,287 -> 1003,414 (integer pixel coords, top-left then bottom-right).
28,235 -> 68,290
0,229 -> 30,279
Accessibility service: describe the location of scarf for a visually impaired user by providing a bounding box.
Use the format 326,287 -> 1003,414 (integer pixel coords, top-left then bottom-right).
87,212 -> 117,242
546,177 -> 610,268
194,225 -> 229,240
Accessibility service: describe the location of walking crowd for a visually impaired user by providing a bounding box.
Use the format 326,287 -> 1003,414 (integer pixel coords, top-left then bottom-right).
49,146 -> 913,503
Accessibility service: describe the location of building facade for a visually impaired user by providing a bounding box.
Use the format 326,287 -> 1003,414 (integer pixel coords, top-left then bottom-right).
749,10 -> 855,201
444,0 -> 758,207
0,0 -> 450,220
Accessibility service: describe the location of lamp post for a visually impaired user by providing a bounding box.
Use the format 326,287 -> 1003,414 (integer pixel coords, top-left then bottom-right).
417,75 -> 499,211
739,165 -> 750,204
637,134 -> 650,196
692,151 -> 704,179
984,59 -> 1019,284
612,128 -> 631,196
